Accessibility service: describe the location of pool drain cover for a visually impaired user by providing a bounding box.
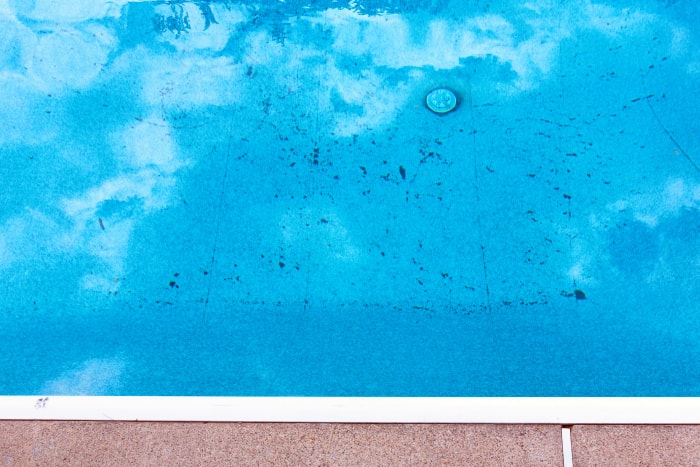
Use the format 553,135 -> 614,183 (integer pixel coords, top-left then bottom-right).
426,88 -> 457,114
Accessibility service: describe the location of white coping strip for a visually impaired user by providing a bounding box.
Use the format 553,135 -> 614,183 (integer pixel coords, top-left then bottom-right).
562,427 -> 573,467
1,397 -> 700,423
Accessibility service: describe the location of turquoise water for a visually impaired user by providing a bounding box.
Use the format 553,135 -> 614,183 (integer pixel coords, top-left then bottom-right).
1,0 -> 699,396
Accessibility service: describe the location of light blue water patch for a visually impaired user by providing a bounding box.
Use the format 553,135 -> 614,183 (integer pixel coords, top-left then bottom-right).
0,0 -> 699,396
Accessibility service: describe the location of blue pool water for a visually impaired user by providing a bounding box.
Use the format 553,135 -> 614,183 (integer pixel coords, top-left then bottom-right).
1,0 -> 699,396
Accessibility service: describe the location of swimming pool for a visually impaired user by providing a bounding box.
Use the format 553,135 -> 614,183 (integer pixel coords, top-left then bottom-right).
1,0 -> 699,420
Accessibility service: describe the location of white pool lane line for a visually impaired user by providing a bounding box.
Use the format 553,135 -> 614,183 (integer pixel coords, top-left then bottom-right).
1,397 -> 700,423
562,426 -> 574,467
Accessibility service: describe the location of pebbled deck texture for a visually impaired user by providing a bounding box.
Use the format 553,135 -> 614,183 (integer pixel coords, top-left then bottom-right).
4,422 -> 700,465
570,425 -> 700,467
0,422 -> 560,466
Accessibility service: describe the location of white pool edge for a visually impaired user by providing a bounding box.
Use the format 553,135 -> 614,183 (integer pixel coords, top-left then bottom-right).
1,397 -> 700,423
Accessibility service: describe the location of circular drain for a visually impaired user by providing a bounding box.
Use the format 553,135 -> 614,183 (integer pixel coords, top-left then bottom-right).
426,88 -> 457,114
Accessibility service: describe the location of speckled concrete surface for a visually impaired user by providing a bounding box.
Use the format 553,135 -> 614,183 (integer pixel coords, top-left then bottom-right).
0,422 -> 561,466
571,425 -> 700,467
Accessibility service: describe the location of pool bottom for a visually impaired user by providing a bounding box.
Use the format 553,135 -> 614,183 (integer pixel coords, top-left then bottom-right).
1,397 -> 699,423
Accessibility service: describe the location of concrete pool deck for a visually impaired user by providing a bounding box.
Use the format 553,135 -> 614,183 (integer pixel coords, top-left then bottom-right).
1,422 -> 699,465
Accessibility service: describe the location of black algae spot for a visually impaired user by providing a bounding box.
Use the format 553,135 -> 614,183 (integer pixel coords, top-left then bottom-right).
279,262 -> 285,268
169,281 -> 179,289
574,289 -> 586,300
399,166 -> 406,180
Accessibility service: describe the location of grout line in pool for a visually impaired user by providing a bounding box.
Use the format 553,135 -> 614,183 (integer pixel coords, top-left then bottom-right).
202,127 -> 234,322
